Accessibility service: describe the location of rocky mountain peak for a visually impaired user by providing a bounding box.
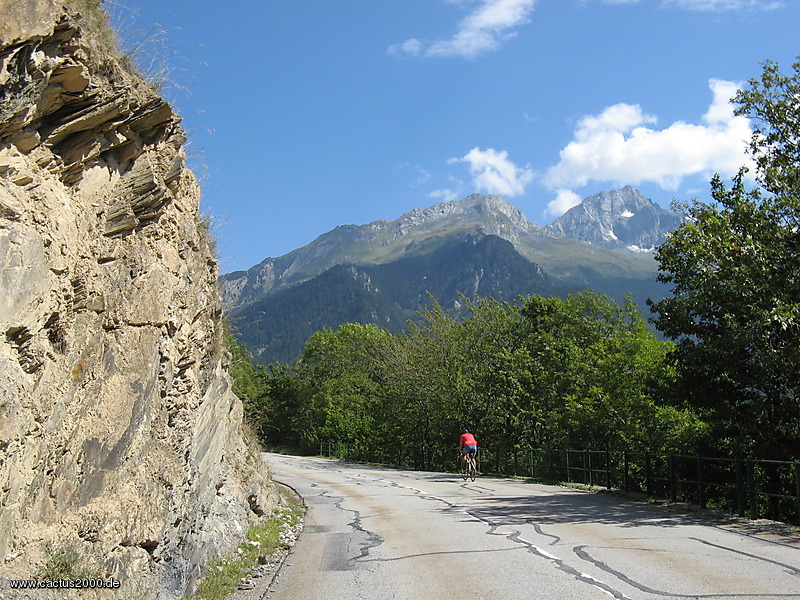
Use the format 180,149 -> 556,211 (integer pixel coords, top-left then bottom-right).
390,193 -> 538,238
546,186 -> 682,253
462,193 -> 534,227
222,193 -> 549,308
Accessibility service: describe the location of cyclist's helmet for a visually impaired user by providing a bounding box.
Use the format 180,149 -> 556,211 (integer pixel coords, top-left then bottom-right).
461,429 -> 468,434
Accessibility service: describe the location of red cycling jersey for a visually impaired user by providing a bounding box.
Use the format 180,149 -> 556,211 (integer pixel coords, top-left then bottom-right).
460,432 -> 477,446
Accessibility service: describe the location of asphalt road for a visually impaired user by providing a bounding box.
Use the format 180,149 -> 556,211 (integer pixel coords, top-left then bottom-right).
263,453 -> 800,600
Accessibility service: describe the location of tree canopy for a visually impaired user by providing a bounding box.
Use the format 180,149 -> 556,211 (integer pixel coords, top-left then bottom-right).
649,58 -> 800,459
240,292 -> 700,460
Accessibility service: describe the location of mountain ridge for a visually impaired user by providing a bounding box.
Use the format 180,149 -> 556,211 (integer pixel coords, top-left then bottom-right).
222,191 -> 660,310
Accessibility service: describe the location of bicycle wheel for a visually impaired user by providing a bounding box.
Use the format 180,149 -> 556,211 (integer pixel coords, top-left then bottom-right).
459,456 -> 468,480
469,457 -> 476,482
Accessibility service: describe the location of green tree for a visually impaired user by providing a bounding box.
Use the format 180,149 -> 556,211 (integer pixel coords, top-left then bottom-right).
263,363 -> 312,450
649,59 -> 800,459
380,301 -> 469,466
456,296 -> 536,452
290,323 -> 393,449
224,324 -> 270,438
736,59 -> 800,198
521,292 -> 693,451
254,292 -> 694,458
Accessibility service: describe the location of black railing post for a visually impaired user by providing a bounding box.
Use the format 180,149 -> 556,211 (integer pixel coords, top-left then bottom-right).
795,462 -> 800,525
606,450 -> 612,490
697,455 -> 705,509
584,449 -> 590,485
735,458 -> 746,517
566,450 -> 572,483
623,450 -> 630,493
747,459 -> 757,520
669,454 -> 677,503
645,452 -> 653,497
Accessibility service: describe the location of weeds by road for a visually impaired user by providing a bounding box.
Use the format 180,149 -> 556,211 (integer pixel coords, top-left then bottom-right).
192,485 -> 304,600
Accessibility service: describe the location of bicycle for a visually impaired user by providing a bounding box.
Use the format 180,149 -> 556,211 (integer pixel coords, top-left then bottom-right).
459,451 -> 477,482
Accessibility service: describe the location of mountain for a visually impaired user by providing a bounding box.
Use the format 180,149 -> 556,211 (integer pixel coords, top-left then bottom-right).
222,193 -> 658,309
223,192 -> 670,364
546,186 -> 682,253
222,193 -> 540,308
229,234 -> 569,364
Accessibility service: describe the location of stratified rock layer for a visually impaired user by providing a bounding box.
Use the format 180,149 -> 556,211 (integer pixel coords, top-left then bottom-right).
0,2 -> 275,597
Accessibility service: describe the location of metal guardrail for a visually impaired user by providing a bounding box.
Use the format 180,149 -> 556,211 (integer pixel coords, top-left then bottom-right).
316,442 -> 800,525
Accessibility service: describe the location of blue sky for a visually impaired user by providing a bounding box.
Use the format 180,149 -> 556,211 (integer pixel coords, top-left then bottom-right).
113,0 -> 799,273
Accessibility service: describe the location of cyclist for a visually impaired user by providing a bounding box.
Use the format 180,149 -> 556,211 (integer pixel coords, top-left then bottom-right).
458,429 -> 478,472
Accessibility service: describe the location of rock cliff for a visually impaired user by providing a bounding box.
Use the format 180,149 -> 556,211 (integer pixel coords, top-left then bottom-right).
0,1 -> 275,597
546,186 -> 683,253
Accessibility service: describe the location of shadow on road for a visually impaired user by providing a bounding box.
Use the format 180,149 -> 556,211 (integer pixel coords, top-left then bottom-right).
467,491 -> 705,529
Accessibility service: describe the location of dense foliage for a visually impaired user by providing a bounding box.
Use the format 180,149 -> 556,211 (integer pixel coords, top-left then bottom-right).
235,292 -> 703,458
649,59 -> 800,460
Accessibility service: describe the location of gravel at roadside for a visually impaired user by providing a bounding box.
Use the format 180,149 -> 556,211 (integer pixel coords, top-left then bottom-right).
224,485 -> 305,600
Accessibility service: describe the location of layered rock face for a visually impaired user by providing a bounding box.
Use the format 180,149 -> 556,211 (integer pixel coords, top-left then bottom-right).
0,2 -> 274,597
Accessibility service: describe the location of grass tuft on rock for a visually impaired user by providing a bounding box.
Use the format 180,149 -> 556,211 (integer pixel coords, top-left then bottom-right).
38,546 -> 101,580
193,489 -> 303,600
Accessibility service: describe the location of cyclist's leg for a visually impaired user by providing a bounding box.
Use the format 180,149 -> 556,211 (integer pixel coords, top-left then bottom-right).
464,445 -> 477,471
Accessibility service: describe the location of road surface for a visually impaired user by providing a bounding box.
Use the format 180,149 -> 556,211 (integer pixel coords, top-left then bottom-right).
264,453 -> 800,600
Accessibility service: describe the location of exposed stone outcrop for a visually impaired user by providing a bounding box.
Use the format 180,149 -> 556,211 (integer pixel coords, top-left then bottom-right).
0,1 -> 275,597
546,186 -> 683,254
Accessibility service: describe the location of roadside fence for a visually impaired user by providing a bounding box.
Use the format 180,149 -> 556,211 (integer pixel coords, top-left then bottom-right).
316,441 -> 800,526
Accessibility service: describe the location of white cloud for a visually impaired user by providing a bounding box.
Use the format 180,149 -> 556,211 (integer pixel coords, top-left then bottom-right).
389,0 -> 537,59
429,188 -> 461,203
451,147 -> 534,196
575,103 -> 658,139
546,189 -> 583,218
544,78 -> 753,194
389,0 -> 779,59
391,38 -> 424,57
703,78 -> 741,124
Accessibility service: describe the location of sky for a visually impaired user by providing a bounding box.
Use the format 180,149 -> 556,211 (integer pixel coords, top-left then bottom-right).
110,0 -> 799,273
